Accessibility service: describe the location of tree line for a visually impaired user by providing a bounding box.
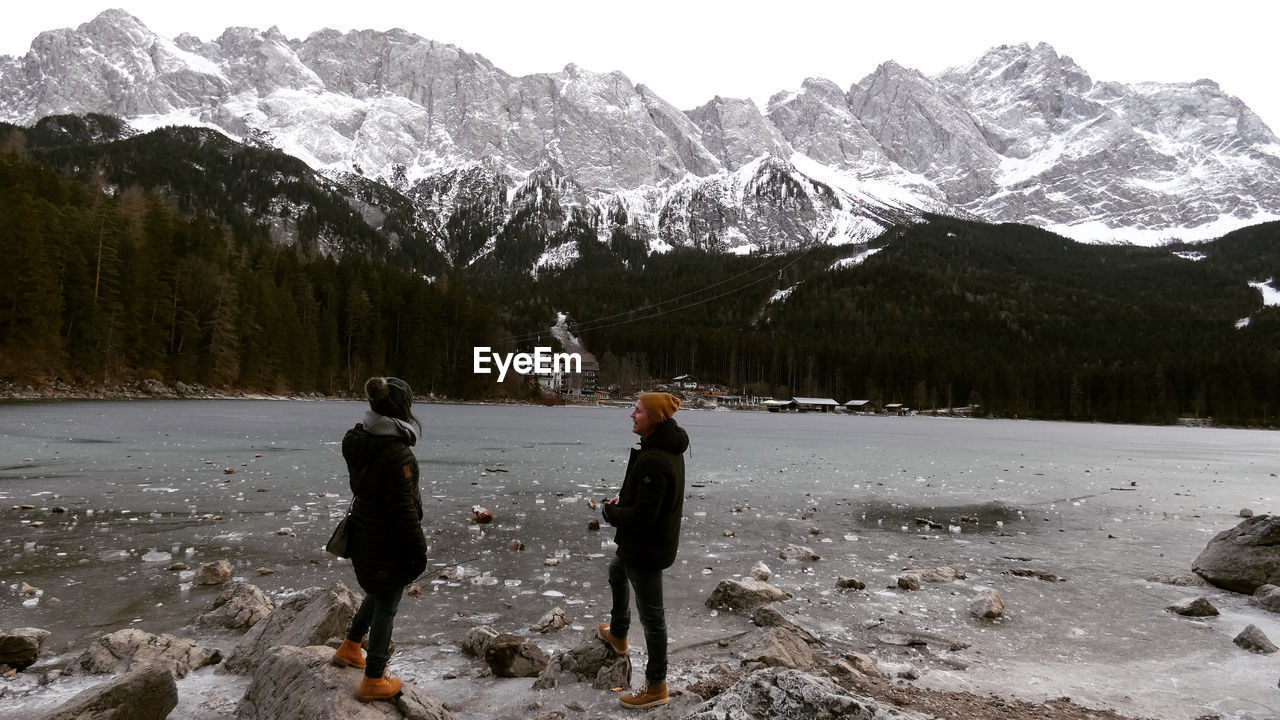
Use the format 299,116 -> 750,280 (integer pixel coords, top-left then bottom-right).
3,116 -> 1279,425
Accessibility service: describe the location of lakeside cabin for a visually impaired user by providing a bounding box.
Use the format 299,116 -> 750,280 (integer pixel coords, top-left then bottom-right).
762,399 -> 799,412
843,399 -> 877,414
792,397 -> 840,413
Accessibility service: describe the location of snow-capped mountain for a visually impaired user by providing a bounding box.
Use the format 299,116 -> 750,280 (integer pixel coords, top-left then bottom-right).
3,10 -> 1279,254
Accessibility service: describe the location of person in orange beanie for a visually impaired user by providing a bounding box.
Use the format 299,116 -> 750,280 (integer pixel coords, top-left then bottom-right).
597,392 -> 689,709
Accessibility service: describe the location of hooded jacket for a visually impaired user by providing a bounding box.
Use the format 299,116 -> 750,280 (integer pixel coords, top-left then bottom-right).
602,417 -> 689,571
342,412 -> 428,585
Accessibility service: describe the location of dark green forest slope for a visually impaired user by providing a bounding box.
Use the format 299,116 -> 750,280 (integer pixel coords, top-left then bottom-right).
2,118 -> 1278,425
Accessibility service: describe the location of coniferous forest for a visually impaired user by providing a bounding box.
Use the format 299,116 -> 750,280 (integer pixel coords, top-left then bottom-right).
2,118 -> 1279,426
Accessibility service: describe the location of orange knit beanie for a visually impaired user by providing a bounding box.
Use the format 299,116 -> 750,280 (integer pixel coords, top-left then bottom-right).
639,392 -> 681,424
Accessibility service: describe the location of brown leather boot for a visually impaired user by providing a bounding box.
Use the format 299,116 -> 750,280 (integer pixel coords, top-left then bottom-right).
355,671 -> 402,702
619,681 -> 668,709
331,639 -> 365,668
597,621 -> 629,654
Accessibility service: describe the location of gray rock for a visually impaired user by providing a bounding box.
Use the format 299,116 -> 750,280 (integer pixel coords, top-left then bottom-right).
460,625 -> 500,658
902,566 -> 966,583
40,663 -> 177,720
706,579 -> 792,612
835,576 -> 865,590
897,574 -> 921,591
1233,624 -> 1278,654
751,605 -> 820,645
1250,584 -> 1280,613
531,627 -> 631,690
682,666 -> 932,720
65,628 -> 221,678
224,582 -> 359,674
0,627 -> 51,671
235,644 -> 453,720
778,544 -> 821,562
1192,514 -> 1280,594
529,607 -> 570,634
196,559 -> 233,585
969,589 -> 1005,619
199,581 -> 275,630
739,628 -> 817,670
1145,571 -> 1207,587
1167,597 -> 1220,617
484,634 -> 549,678
750,561 -> 772,582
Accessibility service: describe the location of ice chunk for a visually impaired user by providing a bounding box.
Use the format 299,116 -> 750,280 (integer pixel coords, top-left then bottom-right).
141,549 -> 173,563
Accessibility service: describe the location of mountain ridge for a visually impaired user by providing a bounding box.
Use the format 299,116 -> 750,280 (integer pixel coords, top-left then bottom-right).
2,11 -> 1279,254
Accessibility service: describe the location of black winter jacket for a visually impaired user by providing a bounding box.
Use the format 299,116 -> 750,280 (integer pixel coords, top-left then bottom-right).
342,422 -> 428,585
602,418 -> 689,571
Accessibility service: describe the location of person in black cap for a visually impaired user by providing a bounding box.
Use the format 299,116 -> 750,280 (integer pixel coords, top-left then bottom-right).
331,377 -> 427,702
597,392 -> 689,709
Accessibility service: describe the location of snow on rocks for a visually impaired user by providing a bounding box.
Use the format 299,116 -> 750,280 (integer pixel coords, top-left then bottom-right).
682,666 -> 933,720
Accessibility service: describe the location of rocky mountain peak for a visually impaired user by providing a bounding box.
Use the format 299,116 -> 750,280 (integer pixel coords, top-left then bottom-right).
685,95 -> 791,171
2,12 -> 1278,248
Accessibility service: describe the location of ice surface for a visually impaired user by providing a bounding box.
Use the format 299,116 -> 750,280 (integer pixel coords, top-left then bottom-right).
1,400 -> 1277,719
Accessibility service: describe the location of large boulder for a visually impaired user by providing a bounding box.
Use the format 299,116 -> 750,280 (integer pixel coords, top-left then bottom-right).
682,667 -> 932,720
224,582 -> 360,674
235,645 -> 454,720
1192,514 -> 1280,593
532,626 -> 631,690
0,627 -> 51,671
39,663 -> 177,720
739,628 -> 818,670
706,579 -> 792,612
199,581 -> 276,630
64,628 -> 221,678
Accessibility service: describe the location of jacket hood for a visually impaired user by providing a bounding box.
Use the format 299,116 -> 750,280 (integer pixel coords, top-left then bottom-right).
640,418 -> 689,455
362,410 -> 418,446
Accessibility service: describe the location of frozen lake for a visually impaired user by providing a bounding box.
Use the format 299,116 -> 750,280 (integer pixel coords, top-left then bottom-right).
1,400 -> 1278,719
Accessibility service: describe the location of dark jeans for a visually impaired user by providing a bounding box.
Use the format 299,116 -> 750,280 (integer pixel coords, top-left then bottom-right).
607,554 -> 667,684
348,568 -> 406,678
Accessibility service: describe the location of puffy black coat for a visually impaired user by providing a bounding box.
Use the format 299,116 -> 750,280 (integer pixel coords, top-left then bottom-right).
602,418 -> 689,571
342,423 -> 428,585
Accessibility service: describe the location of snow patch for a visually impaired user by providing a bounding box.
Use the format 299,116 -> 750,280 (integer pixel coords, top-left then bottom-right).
830,247 -> 883,270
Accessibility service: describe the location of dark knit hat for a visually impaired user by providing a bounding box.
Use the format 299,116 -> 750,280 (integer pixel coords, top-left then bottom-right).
366,377 -> 413,421
639,392 -> 681,424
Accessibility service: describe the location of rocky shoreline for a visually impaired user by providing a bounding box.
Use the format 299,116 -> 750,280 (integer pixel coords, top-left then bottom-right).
4,514 -> 1278,720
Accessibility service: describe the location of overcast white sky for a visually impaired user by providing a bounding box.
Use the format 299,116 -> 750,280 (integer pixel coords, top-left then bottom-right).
4,1 -> 1278,132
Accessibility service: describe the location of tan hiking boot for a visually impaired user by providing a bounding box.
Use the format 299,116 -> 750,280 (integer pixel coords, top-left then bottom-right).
619,681 -> 668,709
331,638 -> 366,668
597,621 -> 629,654
355,671 -> 402,702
